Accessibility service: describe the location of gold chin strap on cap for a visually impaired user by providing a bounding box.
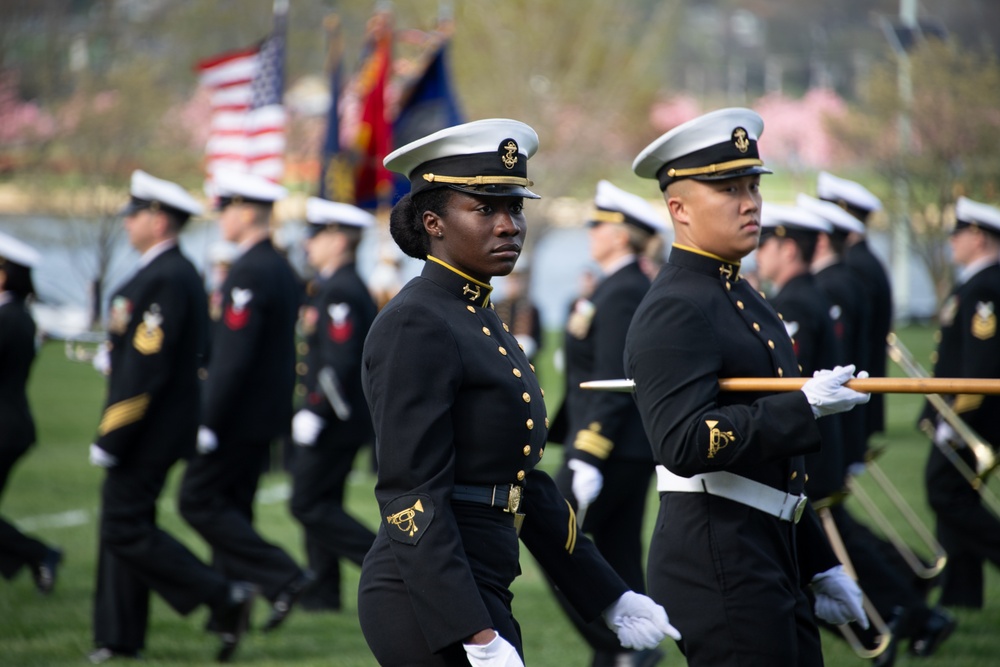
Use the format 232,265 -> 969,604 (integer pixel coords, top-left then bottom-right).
421,173 -> 534,187
667,158 -> 764,179
591,210 -> 626,225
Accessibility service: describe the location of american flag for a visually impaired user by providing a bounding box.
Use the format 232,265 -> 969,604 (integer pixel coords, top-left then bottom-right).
196,5 -> 287,182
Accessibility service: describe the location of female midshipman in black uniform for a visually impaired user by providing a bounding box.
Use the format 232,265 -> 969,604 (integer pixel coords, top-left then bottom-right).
358,119 -> 678,666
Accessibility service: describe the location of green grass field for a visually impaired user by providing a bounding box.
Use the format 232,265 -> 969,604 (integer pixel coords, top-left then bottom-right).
3,325 -> 1000,666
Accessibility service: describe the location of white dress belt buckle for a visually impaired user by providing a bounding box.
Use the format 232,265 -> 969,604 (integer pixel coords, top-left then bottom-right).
656,466 -> 807,524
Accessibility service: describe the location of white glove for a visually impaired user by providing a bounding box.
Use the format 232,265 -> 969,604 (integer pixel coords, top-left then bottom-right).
801,365 -> 871,418
513,334 -> 537,361
292,409 -> 325,446
846,461 -> 867,478
463,633 -> 524,667
567,459 -> 604,509
197,426 -> 218,454
934,420 -> 959,448
810,565 -> 868,628
92,342 -> 111,375
89,444 -> 118,468
602,590 -> 682,650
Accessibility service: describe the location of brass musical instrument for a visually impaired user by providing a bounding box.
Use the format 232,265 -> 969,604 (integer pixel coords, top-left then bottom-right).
816,505 -> 893,659
886,333 -> 1000,506
846,453 -> 947,580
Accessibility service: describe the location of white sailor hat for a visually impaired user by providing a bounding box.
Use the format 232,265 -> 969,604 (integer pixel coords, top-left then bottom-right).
0,231 -> 41,268
590,180 -> 667,234
633,107 -> 772,191
306,197 -> 375,233
383,118 -> 540,199
212,169 -> 288,209
796,193 -> 866,236
760,202 -> 832,241
954,196 -> 1000,236
816,171 -> 882,217
121,170 -> 203,221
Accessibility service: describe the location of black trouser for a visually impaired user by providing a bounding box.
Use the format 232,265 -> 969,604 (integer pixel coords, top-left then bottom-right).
289,435 -> 376,608
648,493 -> 822,667
179,438 -> 302,602
925,444 -> 1000,608
550,458 -> 653,654
94,457 -> 230,652
0,443 -> 48,580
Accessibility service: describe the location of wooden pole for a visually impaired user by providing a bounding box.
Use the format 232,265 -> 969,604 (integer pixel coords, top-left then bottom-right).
580,377 -> 1000,395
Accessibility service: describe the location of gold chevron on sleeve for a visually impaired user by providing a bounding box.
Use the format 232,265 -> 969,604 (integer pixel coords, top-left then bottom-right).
573,424 -> 614,459
98,394 -> 151,436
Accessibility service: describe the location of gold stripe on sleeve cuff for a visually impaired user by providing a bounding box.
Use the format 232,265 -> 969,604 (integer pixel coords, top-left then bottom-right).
98,393 -> 151,436
573,427 -> 614,459
953,394 -> 984,414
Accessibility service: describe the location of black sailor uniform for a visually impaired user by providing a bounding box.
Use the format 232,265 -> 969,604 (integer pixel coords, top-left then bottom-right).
358,258 -> 629,665
624,245 -> 838,667
922,261 -> 1000,608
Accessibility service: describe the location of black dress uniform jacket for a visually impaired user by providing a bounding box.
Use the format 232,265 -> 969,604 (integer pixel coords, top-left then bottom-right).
179,237 -> 304,603
0,295 -> 49,580
96,245 -> 207,462
624,246 -> 838,666
814,261 -> 872,469
298,263 -> 377,442
922,261 -> 1000,607
561,260 -> 653,466
92,244 -> 231,653
359,258 -> 628,664
769,273 -> 845,501
551,259 -> 655,655
290,263 -> 377,607
845,240 -> 892,437
201,238 -> 300,443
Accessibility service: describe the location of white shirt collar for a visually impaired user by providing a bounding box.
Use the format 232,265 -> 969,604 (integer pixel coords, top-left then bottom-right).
138,239 -> 177,268
601,253 -> 637,277
957,255 -> 998,285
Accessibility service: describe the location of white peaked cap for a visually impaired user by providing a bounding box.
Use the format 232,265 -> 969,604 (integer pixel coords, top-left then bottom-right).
633,107 -> 771,190
593,180 -> 668,233
306,197 -> 375,228
761,202 -> 832,234
955,196 -> 1000,234
0,231 -> 41,268
126,169 -> 203,217
796,193 -> 866,236
212,169 -> 288,203
383,118 -> 540,199
816,171 -> 882,213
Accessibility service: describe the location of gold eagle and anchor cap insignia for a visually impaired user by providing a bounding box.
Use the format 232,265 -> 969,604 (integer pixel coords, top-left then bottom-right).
383,495 -> 434,546
632,107 -> 772,192
384,118 -> 540,199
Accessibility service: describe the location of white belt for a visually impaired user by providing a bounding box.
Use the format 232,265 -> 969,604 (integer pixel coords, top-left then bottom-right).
656,466 -> 808,523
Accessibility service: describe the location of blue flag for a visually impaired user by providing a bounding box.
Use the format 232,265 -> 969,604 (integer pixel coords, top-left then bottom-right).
318,19 -> 355,202
390,39 -> 463,203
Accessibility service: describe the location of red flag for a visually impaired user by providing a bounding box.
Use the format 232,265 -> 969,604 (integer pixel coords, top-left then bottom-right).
352,12 -> 393,209
196,6 -> 287,183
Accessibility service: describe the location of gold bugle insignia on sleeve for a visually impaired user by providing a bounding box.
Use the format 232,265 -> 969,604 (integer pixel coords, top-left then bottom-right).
387,499 -> 424,538
706,419 -> 736,459
98,393 -> 151,435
